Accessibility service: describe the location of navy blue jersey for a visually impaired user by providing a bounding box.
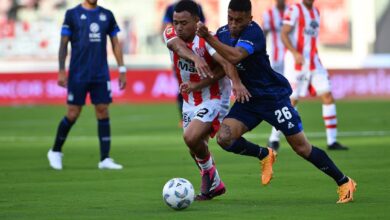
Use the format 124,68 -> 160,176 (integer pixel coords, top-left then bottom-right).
162,2 -> 206,24
216,21 -> 292,100
61,4 -> 120,82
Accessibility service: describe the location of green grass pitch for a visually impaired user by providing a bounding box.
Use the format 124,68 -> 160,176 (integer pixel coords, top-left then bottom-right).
0,100 -> 389,219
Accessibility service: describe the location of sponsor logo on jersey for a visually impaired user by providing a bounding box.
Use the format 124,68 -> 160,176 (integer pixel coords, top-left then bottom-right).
80,14 -> 86,20
177,59 -> 196,72
89,23 -> 101,42
305,20 -> 319,36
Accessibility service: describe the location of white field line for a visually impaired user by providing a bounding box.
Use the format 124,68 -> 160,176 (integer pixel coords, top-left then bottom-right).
0,130 -> 389,142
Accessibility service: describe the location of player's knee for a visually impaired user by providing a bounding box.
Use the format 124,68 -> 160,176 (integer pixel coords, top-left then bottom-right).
95,106 -> 109,119
292,143 -> 311,158
183,132 -> 199,149
67,109 -> 81,121
216,132 -> 233,149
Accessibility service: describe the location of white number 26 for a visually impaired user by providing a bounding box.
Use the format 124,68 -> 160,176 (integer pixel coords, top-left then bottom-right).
275,107 -> 292,123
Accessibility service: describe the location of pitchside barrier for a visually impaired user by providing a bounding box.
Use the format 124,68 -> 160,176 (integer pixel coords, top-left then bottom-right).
0,68 -> 389,105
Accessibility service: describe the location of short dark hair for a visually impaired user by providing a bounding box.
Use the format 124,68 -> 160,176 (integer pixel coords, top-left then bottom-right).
174,0 -> 200,17
228,0 -> 252,12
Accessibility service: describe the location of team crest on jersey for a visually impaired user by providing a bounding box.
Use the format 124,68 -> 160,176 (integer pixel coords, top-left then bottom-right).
99,13 -> 107,21
166,27 -> 173,35
195,47 -> 205,57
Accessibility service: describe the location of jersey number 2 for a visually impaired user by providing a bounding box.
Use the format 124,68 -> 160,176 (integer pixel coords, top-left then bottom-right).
275,107 -> 292,123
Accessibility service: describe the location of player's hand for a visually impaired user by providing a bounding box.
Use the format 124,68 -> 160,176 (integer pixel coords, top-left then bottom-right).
58,70 -> 68,88
293,52 -> 304,65
119,73 -> 127,90
179,82 -> 197,94
194,56 -> 213,78
196,22 -> 211,38
232,80 -> 251,103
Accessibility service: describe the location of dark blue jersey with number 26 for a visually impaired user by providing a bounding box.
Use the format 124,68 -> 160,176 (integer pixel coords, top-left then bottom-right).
61,4 -> 120,82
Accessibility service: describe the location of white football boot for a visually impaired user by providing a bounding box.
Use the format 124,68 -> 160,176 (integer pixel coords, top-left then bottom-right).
98,158 -> 123,170
47,149 -> 63,170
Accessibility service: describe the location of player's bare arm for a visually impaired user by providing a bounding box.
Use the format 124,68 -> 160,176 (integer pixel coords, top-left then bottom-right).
281,24 -> 304,65
167,37 -> 213,78
197,22 -> 249,64
58,35 -> 69,88
212,52 -> 251,103
110,36 -> 127,90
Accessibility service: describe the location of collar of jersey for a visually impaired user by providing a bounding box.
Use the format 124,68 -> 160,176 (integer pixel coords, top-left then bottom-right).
79,4 -> 100,12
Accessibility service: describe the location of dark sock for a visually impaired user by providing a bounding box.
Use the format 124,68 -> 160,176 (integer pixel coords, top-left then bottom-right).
306,146 -> 349,186
224,137 -> 269,160
98,118 -> 111,161
52,116 -> 75,152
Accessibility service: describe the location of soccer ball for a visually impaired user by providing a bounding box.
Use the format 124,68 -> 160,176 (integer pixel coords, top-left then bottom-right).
162,178 -> 195,210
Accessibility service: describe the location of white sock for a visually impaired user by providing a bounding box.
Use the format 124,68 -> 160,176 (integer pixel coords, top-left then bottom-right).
269,127 -> 281,142
196,154 -> 213,171
322,104 -> 338,145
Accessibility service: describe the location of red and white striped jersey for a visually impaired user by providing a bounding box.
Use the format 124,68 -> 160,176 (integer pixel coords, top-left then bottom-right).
163,26 -> 230,106
283,3 -> 322,71
262,6 -> 288,64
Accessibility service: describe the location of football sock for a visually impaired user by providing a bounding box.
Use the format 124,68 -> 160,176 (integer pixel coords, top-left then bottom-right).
52,116 -> 75,152
224,137 -> 269,160
322,104 -> 337,145
196,153 -> 213,171
98,118 -> 111,161
306,146 -> 349,186
269,127 -> 281,142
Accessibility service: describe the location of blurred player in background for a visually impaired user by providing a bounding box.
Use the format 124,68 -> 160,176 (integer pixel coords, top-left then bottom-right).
163,0 -> 250,200
161,0 -> 206,127
269,0 -> 348,150
47,0 -> 126,170
262,0 -> 288,151
197,0 -> 356,203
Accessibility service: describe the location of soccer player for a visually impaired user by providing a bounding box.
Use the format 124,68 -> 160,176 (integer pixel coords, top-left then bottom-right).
47,0 -> 126,170
262,0 -> 288,151
268,0 -> 349,150
161,0 -> 206,127
163,0 -> 251,200
197,0 -> 356,203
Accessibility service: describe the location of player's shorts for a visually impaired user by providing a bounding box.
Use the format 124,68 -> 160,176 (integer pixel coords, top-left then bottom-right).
225,97 -> 303,136
182,99 -> 228,138
284,54 -> 331,100
67,81 -> 112,105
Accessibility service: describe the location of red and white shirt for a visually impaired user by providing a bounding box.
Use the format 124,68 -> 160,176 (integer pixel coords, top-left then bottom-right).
283,3 -> 322,71
262,6 -> 288,64
163,26 -> 230,106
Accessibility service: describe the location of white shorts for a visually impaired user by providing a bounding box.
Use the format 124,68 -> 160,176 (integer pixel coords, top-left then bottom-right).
182,99 -> 228,137
271,61 -> 285,75
284,54 -> 331,100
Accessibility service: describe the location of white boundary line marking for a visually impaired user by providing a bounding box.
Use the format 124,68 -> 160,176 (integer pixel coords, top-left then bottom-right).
0,130 -> 389,142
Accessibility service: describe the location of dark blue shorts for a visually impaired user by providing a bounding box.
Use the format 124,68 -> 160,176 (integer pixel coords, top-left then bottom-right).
225,97 -> 303,136
67,81 -> 112,106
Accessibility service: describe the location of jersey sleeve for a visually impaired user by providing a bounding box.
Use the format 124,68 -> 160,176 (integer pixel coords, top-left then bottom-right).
205,34 -> 217,56
61,10 -> 73,36
283,5 -> 299,26
108,11 -> 120,37
262,10 -> 271,31
236,24 -> 265,55
163,26 -> 177,45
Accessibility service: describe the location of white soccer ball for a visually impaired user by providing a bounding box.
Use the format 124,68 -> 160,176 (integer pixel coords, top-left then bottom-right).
162,178 -> 195,210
